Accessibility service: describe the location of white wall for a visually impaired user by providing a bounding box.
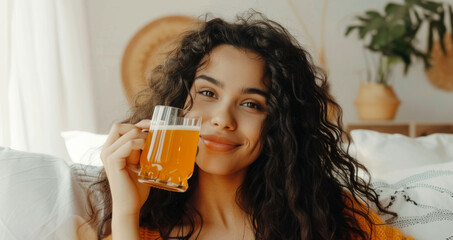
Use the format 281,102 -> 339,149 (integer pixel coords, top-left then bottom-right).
85,0 -> 453,134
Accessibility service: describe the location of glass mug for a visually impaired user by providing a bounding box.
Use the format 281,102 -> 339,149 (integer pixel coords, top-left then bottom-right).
137,105 -> 201,192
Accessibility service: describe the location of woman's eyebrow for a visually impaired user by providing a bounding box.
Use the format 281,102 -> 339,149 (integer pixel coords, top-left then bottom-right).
194,75 -> 224,88
242,88 -> 269,99
194,74 -> 268,98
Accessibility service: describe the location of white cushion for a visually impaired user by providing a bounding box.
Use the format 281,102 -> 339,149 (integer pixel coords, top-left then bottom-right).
0,146 -> 101,240
350,130 -> 453,178
61,131 -> 107,166
370,161 -> 453,240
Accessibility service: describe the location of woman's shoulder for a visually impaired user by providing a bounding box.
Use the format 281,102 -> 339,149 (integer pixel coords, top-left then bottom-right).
102,227 -> 160,240
343,193 -> 415,240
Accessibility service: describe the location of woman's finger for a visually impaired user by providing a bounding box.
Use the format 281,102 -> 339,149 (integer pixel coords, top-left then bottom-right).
106,127 -> 148,156
126,149 -> 142,166
135,119 -> 151,129
104,138 -> 145,171
103,123 -> 136,148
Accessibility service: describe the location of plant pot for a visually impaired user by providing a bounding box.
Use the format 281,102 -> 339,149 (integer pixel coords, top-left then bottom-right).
354,82 -> 400,120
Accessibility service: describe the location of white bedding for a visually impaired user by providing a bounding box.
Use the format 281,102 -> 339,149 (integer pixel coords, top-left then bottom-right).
350,130 -> 453,178
370,161 -> 453,239
1,130 -> 453,240
0,146 -> 100,240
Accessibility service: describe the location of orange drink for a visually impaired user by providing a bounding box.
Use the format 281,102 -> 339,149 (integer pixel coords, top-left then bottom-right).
137,106 -> 201,192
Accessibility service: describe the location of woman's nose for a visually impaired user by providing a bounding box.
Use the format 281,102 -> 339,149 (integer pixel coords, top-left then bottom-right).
210,104 -> 237,131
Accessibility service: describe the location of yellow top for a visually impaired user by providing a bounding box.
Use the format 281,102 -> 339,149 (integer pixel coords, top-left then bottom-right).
102,228 -> 160,240
343,198 -> 414,240
103,211 -> 414,240
102,196 -> 415,240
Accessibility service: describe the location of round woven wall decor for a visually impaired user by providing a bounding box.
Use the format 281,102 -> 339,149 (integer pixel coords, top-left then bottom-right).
426,33 -> 453,91
121,15 -> 197,104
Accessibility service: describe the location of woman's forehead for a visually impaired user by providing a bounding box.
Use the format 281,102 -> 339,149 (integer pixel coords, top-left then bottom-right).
195,45 -> 267,86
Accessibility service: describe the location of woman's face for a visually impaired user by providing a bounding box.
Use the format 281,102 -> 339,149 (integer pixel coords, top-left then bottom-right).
186,44 -> 268,176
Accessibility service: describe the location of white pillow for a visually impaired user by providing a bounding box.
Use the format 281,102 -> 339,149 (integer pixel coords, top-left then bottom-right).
0,146 -> 100,240
61,131 -> 108,166
370,161 -> 453,240
350,130 -> 453,178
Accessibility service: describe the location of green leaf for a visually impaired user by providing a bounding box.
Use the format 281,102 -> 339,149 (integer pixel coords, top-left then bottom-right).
385,3 -> 408,20
420,53 -> 431,69
427,22 -> 434,54
439,5 -> 445,21
365,10 -> 382,19
358,26 -> 370,39
413,8 -> 422,23
420,1 -> 443,12
345,25 -> 359,36
402,58 -> 411,74
383,40 -> 412,73
345,0 -> 453,77
403,9 -> 422,39
433,21 -> 447,54
408,44 -> 431,69
423,55 -> 431,69
449,5 -> 453,44
370,29 -> 389,49
404,0 -> 418,8
388,23 -> 406,40
438,8 -> 447,55
408,24 -> 420,39
411,10 -> 423,31
360,17 -> 385,38
357,16 -> 371,23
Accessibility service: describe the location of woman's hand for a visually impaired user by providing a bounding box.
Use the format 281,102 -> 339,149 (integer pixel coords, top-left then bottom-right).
101,119 -> 151,216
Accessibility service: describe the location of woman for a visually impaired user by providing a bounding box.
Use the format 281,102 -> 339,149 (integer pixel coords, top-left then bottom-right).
89,11 -> 413,240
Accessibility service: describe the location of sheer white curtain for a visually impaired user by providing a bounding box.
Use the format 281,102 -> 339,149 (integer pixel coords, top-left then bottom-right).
0,0 -> 96,160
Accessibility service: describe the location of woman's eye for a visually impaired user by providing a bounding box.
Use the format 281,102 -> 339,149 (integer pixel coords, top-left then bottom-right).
198,90 -> 216,98
242,102 -> 263,110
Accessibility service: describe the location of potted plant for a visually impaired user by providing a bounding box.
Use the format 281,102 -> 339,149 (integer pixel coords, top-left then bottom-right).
345,0 -> 453,120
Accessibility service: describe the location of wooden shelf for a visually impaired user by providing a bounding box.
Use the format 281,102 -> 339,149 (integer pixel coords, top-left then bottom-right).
345,121 -> 453,137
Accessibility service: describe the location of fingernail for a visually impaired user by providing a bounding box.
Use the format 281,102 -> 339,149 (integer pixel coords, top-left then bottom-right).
135,119 -> 150,128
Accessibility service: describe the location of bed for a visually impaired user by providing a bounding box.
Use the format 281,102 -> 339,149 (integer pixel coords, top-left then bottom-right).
1,129 -> 452,239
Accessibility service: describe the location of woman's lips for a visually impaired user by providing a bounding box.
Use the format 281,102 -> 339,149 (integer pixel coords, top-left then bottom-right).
200,135 -> 241,152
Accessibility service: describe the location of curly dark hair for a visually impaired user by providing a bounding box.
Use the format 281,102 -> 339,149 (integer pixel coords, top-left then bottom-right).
88,10 -> 395,240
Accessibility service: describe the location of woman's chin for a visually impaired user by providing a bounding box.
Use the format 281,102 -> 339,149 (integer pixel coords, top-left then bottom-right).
195,161 -> 244,177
